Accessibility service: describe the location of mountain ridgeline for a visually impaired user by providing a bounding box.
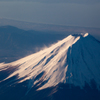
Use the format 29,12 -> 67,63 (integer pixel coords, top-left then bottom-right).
0,33 -> 100,100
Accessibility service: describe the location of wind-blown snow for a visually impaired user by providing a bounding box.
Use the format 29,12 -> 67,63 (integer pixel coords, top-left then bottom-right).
0,33 -> 100,90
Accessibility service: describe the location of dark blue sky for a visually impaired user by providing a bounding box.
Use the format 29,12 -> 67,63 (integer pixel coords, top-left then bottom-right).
0,0 -> 100,28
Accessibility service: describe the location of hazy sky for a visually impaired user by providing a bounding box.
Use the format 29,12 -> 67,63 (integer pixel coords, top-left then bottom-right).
0,0 -> 100,28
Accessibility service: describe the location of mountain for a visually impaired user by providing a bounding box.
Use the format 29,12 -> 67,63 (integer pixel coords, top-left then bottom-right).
0,18 -> 100,41
0,33 -> 100,100
0,25 -> 68,63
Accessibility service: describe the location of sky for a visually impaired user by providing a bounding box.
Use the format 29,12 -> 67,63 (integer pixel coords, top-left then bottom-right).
0,0 -> 100,28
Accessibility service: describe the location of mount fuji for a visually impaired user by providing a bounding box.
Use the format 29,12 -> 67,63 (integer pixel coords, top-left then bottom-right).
0,33 -> 100,100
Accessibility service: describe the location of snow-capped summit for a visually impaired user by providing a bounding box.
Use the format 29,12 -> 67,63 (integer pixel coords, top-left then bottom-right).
0,33 -> 100,91
72,33 -> 89,37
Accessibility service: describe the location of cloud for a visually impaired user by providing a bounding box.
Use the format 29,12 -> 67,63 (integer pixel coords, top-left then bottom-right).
0,0 -> 100,4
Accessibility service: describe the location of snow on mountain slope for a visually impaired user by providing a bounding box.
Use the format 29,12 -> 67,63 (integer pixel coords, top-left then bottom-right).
0,33 -> 100,91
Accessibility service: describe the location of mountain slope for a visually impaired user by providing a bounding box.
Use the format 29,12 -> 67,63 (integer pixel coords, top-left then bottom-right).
0,25 -> 68,63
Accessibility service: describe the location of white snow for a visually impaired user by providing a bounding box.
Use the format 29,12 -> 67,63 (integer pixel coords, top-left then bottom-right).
0,33 -> 100,90
83,33 -> 89,37
80,33 -> 89,37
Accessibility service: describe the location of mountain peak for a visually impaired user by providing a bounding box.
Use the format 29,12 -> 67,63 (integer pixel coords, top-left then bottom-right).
72,33 -> 89,37
0,33 -> 100,91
